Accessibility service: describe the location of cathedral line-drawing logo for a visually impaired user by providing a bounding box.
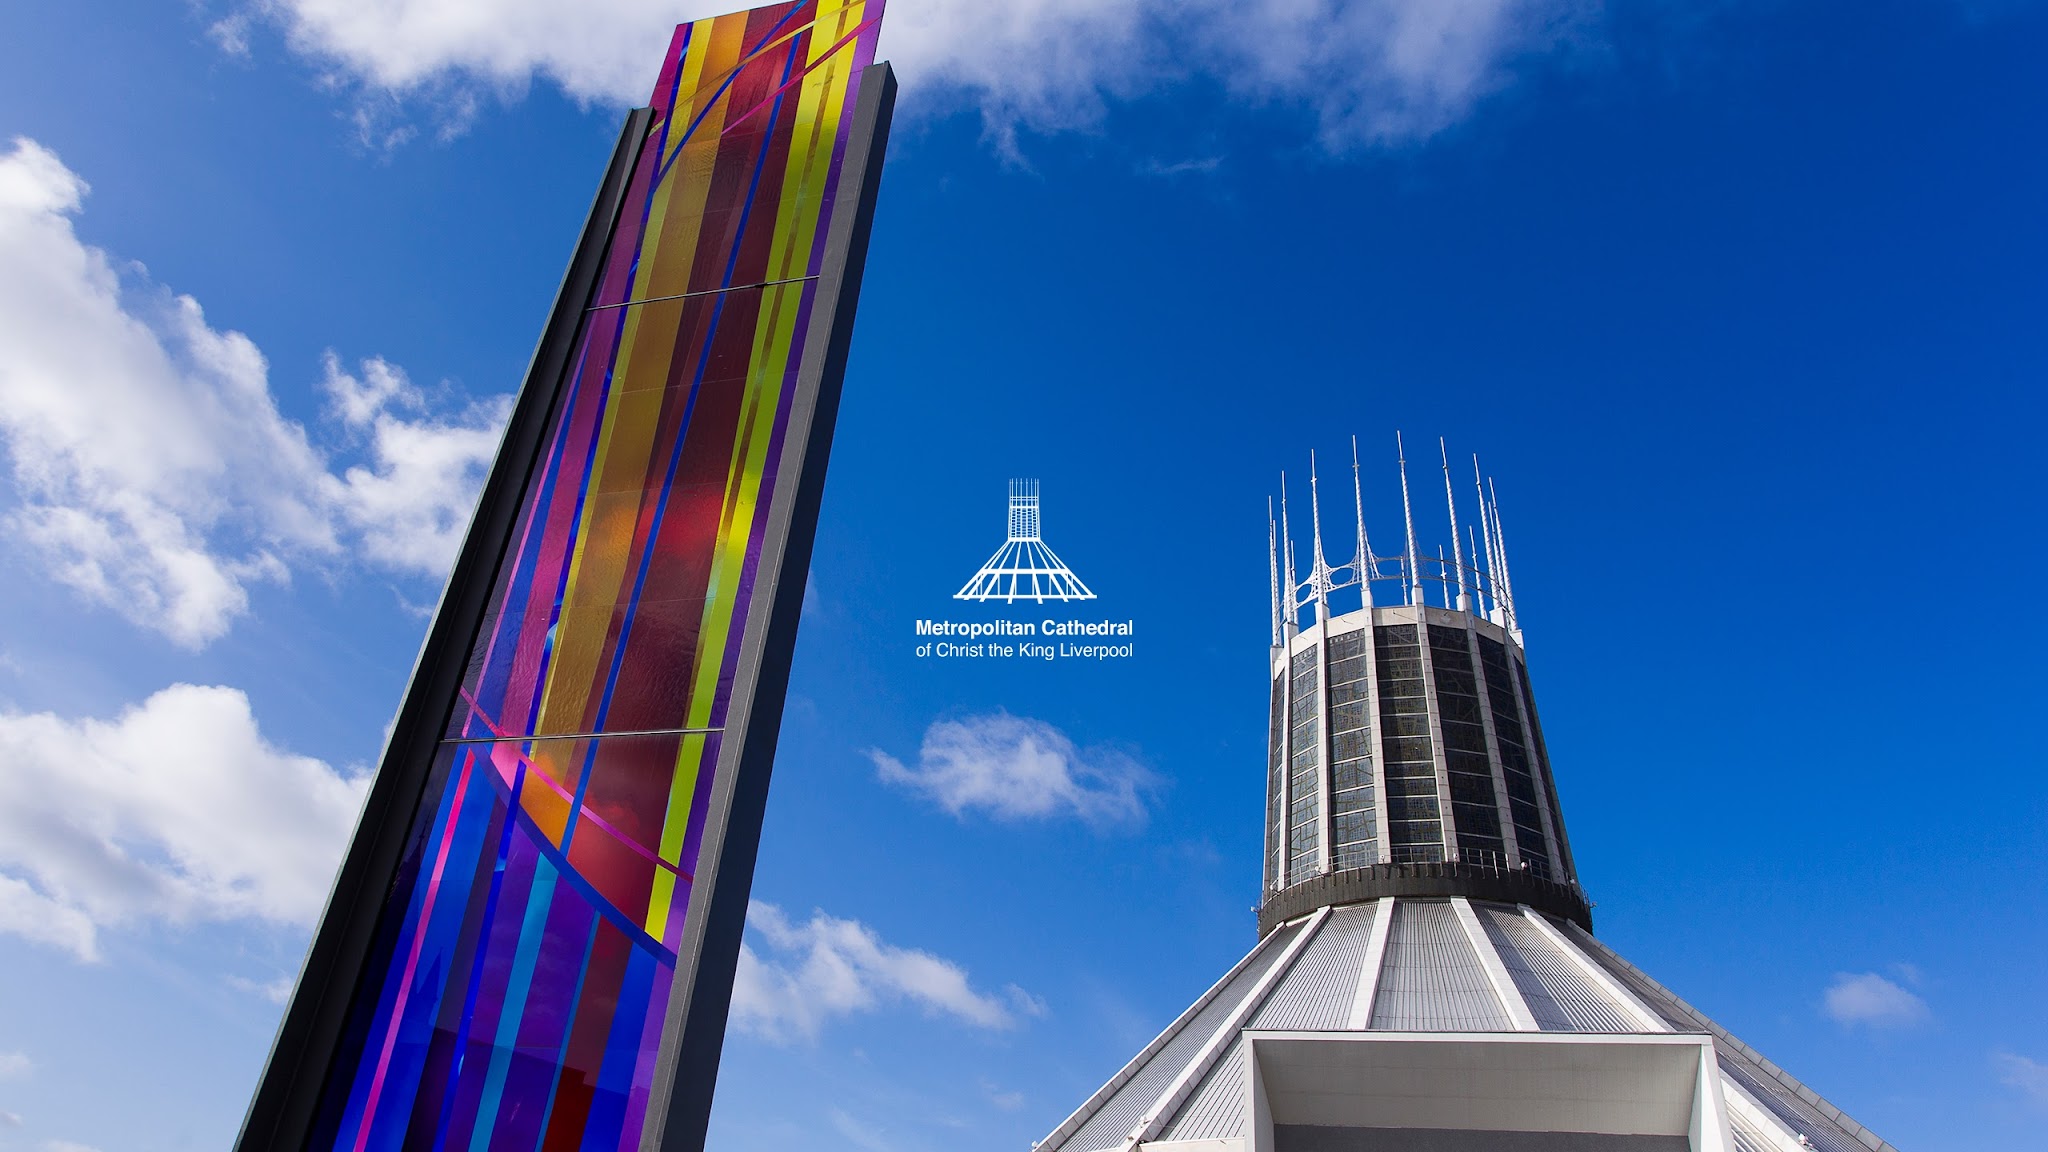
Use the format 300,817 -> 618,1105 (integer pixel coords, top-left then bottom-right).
955,479 -> 1095,603
917,479 -> 1130,662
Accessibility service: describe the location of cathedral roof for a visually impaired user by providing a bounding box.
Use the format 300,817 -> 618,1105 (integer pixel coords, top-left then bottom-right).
1038,899 -> 1894,1152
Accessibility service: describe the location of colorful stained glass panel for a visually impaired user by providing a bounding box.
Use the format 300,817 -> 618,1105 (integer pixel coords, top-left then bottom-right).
308,4 -> 885,1149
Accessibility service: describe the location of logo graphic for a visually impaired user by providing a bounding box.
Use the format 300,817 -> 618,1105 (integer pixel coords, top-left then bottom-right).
955,479 -> 1096,602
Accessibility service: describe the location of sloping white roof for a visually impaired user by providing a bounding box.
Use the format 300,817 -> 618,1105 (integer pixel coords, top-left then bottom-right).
1037,898 -> 1894,1152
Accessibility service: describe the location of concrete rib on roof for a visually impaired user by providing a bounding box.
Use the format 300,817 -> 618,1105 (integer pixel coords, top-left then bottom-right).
1037,897 -> 1894,1152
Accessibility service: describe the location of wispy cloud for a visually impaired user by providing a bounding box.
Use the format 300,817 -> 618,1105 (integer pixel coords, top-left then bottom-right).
1995,1052 -> 2048,1107
0,684 -> 366,962
208,11 -> 254,57
982,1079 -> 1026,1112
218,0 -> 1596,154
870,711 -> 1154,828
46,1141 -> 103,1152
1821,971 -> 1929,1030
0,1050 -> 30,1079
731,901 -> 1035,1043
320,353 -> 511,574
828,1108 -> 893,1152
0,137 -> 508,647
1143,156 -> 1225,179
227,973 -> 299,1004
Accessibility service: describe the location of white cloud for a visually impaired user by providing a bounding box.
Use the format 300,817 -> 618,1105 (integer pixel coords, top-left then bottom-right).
898,0 -> 1599,152
1821,972 -> 1929,1029
227,973 -> 299,1004
47,1142 -> 103,1152
321,354 -> 510,575
234,0 -> 1595,152
0,138 -> 509,646
730,901 -> 1029,1042
0,684 -> 368,962
1996,1052 -> 2048,1107
827,1109 -> 892,1152
982,1080 -> 1025,1112
0,1050 -> 30,1079
210,11 -> 255,57
0,1111 -> 20,1128
870,711 -> 1152,827
0,875 -> 101,960
0,138 -> 331,645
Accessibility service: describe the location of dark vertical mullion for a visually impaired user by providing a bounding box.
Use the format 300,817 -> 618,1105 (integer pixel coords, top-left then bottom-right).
1266,661 -> 1286,894
1285,644 -> 1320,880
1430,624 -> 1502,862
1323,628 -> 1369,870
1413,618 -> 1454,861
1516,654 -> 1576,882
1313,623 -> 1334,876
1269,635 -> 1286,889
1479,634 -> 1549,878
1467,625 -> 1522,870
1364,615 -> 1388,865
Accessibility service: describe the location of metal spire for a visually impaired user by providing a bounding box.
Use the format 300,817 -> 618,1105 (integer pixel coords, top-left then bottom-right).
1474,455 -> 1501,625
1397,433 -> 1421,608
1441,438 -> 1468,614
1351,436 -> 1373,608
1268,436 -> 1530,638
1309,452 -> 1331,621
1468,523 -> 1485,618
1268,498 -> 1282,646
1490,496 -> 1508,625
1490,476 -> 1517,633
1280,473 -> 1298,638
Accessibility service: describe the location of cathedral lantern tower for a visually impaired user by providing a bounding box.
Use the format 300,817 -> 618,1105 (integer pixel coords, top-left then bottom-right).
1258,438 -> 1586,935
1035,438 -> 1896,1152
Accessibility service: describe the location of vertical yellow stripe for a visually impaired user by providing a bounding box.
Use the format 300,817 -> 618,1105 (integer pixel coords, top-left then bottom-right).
678,5 -> 862,743
530,17 -> 744,738
644,3 -> 874,938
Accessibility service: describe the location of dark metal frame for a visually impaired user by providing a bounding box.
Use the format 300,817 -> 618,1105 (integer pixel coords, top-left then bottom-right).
1256,861 -> 1593,938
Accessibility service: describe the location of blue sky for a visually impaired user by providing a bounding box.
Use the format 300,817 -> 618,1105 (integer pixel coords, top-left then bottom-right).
1,0 -> 2045,1149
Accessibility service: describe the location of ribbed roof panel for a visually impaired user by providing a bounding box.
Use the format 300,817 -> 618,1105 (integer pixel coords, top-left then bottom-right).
1048,918 -> 1306,1152
1730,1107 -> 1781,1152
1717,1061 -> 1876,1152
1250,901 -> 1378,1031
1477,904 -> 1637,1032
1037,900 -> 1893,1152
1368,899 -> 1511,1031
1560,920 -> 1895,1152
1155,1037 -> 1246,1142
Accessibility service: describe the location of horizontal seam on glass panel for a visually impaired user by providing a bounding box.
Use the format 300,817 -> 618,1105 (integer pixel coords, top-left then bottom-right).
584,275 -> 817,312
440,726 -> 723,745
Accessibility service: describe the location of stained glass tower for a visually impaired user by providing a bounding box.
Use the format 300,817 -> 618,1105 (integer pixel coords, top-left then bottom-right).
1035,442 -> 1896,1152
235,6 -> 895,1151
